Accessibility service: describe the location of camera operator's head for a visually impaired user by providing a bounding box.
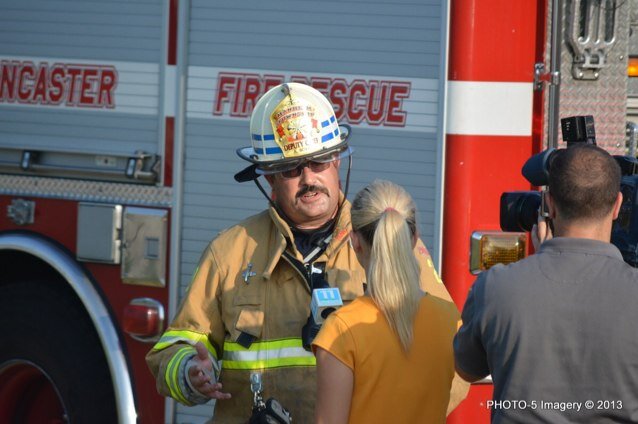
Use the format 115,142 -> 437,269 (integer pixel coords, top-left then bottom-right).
547,144 -> 622,238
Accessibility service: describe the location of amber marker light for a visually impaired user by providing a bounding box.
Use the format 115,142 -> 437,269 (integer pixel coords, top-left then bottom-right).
123,298 -> 165,342
629,57 -> 638,77
469,231 -> 527,274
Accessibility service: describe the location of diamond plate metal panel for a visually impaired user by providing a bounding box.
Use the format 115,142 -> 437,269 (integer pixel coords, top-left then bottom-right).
0,175 -> 172,207
544,0 -> 630,154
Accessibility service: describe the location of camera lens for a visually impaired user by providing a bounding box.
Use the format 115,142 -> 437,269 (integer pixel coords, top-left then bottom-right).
500,191 -> 541,232
515,193 -> 541,232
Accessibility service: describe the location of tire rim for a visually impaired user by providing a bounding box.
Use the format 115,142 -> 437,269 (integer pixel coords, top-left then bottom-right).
0,359 -> 69,424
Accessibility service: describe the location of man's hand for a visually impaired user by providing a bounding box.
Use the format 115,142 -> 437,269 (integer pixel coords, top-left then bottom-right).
531,214 -> 553,251
187,342 -> 231,400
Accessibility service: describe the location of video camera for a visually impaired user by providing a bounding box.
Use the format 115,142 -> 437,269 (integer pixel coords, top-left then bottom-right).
500,115 -> 638,267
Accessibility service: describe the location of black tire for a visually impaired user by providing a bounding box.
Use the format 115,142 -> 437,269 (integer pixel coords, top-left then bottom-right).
0,280 -> 118,423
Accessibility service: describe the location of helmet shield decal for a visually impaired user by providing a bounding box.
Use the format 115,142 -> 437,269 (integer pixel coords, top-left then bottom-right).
270,93 -> 322,158
236,82 -> 352,182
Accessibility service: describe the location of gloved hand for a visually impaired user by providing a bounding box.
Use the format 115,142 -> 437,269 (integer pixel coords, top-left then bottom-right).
186,342 -> 232,400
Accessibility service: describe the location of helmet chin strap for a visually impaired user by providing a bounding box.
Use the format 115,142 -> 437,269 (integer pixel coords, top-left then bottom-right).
254,177 -> 280,214
341,154 -> 352,210
252,154 -> 353,231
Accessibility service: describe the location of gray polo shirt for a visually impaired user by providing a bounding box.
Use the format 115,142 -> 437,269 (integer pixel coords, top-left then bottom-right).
454,237 -> 638,423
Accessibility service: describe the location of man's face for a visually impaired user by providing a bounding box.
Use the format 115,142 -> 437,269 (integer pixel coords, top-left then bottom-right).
266,159 -> 341,229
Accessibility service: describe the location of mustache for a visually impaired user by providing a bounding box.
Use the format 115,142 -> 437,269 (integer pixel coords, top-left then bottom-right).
296,184 -> 329,198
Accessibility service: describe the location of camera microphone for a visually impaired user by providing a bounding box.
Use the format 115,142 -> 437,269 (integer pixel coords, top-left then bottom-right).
302,287 -> 343,351
311,288 -> 343,324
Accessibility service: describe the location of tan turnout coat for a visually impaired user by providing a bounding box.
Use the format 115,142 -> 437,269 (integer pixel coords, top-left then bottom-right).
146,200 -> 468,422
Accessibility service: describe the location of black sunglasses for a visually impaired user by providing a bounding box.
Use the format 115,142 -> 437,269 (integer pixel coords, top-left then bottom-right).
279,160 -> 334,179
258,151 -> 341,179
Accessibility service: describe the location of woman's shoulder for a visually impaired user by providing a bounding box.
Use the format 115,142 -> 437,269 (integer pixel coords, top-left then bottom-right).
332,296 -> 379,323
420,293 -> 460,319
337,295 -> 376,313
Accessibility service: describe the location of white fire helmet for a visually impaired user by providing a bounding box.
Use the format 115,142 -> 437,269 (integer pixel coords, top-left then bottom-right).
235,82 -> 352,182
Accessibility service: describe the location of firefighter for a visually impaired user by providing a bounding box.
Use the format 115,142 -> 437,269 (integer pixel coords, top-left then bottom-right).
146,82 -> 468,422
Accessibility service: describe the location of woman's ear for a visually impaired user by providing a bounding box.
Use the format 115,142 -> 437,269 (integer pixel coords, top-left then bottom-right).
350,231 -> 362,253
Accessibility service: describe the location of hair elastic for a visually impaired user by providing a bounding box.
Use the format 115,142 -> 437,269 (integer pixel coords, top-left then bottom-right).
384,207 -> 397,213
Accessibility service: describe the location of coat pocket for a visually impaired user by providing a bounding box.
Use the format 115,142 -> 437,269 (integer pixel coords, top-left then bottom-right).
231,274 -> 266,340
234,307 -> 264,339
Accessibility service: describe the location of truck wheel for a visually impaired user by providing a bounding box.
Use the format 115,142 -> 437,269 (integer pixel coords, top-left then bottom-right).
0,280 -> 118,424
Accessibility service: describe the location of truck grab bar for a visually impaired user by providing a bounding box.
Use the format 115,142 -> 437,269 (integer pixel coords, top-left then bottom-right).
0,149 -> 160,184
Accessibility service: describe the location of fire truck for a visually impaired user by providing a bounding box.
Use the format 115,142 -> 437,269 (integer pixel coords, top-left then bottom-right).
0,0 -> 634,422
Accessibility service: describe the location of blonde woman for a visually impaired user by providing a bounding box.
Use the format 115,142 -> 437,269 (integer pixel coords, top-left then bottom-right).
312,180 -> 460,424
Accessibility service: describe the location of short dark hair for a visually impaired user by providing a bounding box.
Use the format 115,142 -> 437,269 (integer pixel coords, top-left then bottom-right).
548,144 -> 621,221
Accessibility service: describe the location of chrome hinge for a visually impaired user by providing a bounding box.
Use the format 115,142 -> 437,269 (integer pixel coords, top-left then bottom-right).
534,63 -> 560,91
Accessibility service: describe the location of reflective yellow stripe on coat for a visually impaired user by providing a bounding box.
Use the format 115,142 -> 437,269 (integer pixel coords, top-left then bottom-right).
223,338 -> 316,370
165,346 -> 193,405
152,329 -> 218,360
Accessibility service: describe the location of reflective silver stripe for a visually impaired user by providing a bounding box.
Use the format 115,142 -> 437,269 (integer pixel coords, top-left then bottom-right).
224,346 -> 313,362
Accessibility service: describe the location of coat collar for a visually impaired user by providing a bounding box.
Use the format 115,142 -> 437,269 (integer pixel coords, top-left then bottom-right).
262,194 -> 352,279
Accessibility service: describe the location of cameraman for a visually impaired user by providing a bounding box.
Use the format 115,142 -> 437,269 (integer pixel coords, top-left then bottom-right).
454,144 -> 638,423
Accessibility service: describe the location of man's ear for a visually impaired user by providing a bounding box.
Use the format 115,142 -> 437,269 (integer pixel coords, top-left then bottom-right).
612,192 -> 623,220
264,174 -> 275,187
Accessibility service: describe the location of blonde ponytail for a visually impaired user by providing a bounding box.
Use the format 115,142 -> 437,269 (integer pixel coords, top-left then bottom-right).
351,180 -> 422,351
